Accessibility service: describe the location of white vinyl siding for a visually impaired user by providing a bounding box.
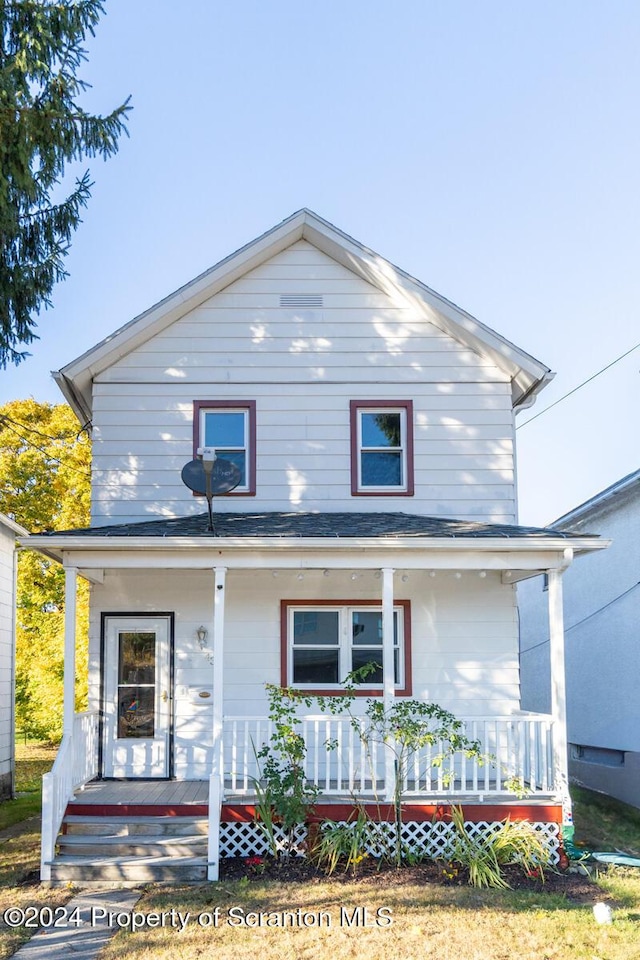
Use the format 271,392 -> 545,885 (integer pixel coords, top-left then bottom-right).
90,568 -> 520,780
89,240 -> 516,524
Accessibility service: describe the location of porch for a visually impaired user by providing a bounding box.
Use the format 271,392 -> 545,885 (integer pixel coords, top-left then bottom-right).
29,512 -> 607,881
41,707 -> 562,883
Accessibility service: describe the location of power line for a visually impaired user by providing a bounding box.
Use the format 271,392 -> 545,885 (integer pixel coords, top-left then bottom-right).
0,412 -> 87,443
0,418 -> 91,481
517,340 -> 640,429
520,580 -> 640,655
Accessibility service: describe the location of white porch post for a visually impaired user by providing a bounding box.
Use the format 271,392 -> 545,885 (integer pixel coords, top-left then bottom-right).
208,565 -> 227,881
548,562 -> 571,826
382,567 -> 396,801
63,566 -> 78,737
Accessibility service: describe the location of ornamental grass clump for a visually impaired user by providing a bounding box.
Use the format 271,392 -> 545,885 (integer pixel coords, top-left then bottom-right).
451,805 -> 551,889
312,807 -> 377,877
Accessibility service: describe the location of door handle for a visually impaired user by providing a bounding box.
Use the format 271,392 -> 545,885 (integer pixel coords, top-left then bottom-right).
161,691 -> 169,703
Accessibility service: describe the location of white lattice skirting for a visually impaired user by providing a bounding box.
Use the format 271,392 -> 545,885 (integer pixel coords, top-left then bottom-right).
220,819 -> 561,864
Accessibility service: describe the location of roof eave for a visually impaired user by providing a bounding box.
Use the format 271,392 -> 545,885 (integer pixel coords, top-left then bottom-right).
53,209 -> 553,421
1,514 -> 29,537
21,533 -> 609,560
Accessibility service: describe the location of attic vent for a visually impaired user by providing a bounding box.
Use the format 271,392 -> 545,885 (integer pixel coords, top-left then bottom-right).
279,294 -> 324,308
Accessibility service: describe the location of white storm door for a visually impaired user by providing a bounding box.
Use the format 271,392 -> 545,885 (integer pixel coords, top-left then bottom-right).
103,616 -> 172,778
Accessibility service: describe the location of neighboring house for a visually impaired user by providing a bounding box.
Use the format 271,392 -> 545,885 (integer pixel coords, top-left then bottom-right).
519,469 -> 640,809
0,513 -> 27,800
23,209 -> 606,883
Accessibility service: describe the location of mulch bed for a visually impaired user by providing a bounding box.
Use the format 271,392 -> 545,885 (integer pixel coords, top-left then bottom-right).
219,856 -> 602,903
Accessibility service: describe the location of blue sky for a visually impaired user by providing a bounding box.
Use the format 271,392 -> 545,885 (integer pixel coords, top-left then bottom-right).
1,0 -> 638,524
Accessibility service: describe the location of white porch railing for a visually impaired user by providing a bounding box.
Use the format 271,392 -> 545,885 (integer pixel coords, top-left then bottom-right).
222,713 -> 556,800
40,711 -> 99,881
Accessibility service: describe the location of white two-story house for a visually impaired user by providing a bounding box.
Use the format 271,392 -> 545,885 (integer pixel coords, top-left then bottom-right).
25,209 -> 605,883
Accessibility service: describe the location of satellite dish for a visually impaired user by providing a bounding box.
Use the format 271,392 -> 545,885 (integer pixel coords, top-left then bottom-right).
181,458 -> 241,496
180,455 -> 242,533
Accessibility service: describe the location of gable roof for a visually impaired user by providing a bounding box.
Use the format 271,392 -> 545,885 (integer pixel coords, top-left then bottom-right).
53,209 -> 553,423
552,468 -> 640,529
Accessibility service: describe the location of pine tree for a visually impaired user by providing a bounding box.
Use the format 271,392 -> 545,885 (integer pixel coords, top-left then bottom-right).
0,0 -> 130,368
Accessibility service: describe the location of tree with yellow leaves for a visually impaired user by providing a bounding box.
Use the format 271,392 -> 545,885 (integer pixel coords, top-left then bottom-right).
0,399 -> 90,740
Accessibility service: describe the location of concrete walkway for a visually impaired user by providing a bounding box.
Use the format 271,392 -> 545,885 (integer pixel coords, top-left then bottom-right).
10,889 -> 142,960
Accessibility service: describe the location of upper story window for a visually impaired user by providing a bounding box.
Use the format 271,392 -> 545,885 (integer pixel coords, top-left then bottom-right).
350,400 -> 414,496
192,400 -> 256,495
281,599 -> 412,695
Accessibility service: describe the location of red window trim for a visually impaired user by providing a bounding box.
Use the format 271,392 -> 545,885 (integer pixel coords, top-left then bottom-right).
350,400 -> 415,497
192,400 -> 257,497
280,598 -> 412,697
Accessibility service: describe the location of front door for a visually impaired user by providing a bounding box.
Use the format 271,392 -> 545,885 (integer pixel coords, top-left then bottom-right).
103,615 -> 172,778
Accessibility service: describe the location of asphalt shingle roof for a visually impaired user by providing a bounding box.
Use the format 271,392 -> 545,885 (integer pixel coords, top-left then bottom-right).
34,512 -> 590,540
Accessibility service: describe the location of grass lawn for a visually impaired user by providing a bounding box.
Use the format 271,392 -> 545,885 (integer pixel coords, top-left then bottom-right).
99,787 -> 640,960
98,871 -> 640,960
0,743 -> 58,834
1,745 -> 639,960
0,742 -> 72,960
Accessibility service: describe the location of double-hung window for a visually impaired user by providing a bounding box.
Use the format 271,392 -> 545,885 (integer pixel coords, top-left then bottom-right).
282,600 -> 411,695
350,400 -> 414,495
192,400 -> 256,495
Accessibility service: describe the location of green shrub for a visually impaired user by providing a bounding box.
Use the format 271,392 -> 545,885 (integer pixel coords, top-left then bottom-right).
451,805 -> 551,889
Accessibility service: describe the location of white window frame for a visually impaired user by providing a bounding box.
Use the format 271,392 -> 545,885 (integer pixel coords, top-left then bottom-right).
355,405 -> 409,493
287,604 -> 405,691
198,406 -> 251,493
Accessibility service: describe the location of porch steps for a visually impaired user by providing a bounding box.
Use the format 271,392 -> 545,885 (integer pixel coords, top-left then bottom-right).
48,811 -> 209,884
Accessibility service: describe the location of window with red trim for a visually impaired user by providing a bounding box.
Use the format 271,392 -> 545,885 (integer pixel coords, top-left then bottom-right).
280,599 -> 412,695
350,401 -> 414,496
192,400 -> 256,496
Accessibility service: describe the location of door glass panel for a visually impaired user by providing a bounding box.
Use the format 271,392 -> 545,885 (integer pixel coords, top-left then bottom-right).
118,632 -> 155,684
117,687 -> 155,739
117,631 -> 156,738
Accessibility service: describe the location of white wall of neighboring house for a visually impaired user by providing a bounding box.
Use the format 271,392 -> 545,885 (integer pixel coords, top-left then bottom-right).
90,241 -> 517,526
0,515 -> 23,800
519,473 -> 640,808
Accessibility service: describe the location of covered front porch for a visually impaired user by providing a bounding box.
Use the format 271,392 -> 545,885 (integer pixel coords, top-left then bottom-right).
28,511 -> 605,881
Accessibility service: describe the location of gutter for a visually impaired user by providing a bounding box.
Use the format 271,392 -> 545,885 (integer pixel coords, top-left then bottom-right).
20,533 -> 609,554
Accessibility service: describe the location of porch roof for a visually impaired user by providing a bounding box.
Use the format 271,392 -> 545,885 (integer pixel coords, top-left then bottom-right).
30,510 -> 596,542
23,513 -> 607,577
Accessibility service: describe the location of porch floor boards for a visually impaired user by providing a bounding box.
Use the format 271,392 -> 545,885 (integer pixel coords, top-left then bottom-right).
69,780 -> 209,806
69,779 -> 556,808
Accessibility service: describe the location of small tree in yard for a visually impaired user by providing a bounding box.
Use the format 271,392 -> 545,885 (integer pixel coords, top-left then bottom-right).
317,668 -> 484,866
0,0 -> 131,367
253,684 -> 320,859
256,670 -> 483,867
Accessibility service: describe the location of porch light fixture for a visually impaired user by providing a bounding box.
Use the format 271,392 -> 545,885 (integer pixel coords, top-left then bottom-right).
479,571 -> 487,578
196,625 -> 214,665
297,572 -> 305,581
401,574 -> 409,583
323,569 -> 330,577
